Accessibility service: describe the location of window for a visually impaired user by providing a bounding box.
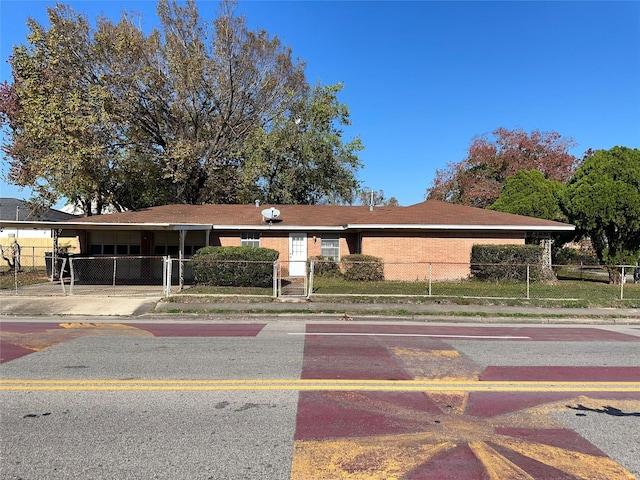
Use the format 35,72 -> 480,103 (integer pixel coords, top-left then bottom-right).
241,232 -> 260,247
88,232 -> 140,256
321,234 -> 340,261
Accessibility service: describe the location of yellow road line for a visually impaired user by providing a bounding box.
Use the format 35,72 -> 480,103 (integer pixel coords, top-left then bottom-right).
1,379 -> 639,392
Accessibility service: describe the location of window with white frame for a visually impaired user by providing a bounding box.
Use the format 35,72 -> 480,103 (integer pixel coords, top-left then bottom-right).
321,234 -> 340,261
241,232 -> 260,247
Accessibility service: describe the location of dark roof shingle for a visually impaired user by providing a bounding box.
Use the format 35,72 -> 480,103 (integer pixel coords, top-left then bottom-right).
70,200 -> 573,230
0,198 -> 78,222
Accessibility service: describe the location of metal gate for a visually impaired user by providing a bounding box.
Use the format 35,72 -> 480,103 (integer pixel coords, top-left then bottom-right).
275,260 -> 308,298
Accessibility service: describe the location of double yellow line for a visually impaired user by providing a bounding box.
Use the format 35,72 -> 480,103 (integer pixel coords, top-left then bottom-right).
2,379 -> 639,392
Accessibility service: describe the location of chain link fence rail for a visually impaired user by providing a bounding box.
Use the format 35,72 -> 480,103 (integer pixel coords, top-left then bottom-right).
2,257 -> 639,301
174,258 -> 281,297
1,255 -> 168,296
308,261 -> 640,302
67,256 -> 167,295
0,245 -> 51,272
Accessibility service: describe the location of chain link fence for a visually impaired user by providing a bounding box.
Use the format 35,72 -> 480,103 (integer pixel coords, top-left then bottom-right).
2,256 -> 639,302
0,245 -> 51,272
307,260 -> 640,302
0,255 -> 168,296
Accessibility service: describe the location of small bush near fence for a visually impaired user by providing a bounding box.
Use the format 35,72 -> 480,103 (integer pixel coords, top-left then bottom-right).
341,254 -> 385,281
308,255 -> 341,277
191,246 -> 278,287
471,245 -> 545,282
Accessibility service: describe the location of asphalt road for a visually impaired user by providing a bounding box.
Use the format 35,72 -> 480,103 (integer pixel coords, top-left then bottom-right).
1,319 -> 640,479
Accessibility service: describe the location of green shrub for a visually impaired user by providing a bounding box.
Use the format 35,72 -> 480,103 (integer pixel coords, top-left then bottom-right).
553,246 -> 599,265
470,244 -> 544,282
191,246 -> 278,287
341,254 -> 384,281
309,255 -> 341,277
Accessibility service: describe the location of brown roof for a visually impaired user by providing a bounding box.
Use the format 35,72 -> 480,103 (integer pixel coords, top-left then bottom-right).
68,200 -> 573,231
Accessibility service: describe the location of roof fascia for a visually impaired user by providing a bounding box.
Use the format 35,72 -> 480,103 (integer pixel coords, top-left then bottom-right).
347,224 -> 575,231
171,224 -> 214,231
212,225 -> 345,231
0,221 -> 175,231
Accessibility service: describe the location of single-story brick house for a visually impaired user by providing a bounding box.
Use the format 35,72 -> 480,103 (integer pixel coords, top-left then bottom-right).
2,200 -> 573,282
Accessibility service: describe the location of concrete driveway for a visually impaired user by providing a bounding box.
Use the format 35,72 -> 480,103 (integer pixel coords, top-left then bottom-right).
0,295 -> 160,316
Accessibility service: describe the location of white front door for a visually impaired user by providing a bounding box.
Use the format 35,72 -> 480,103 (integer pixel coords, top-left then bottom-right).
288,233 -> 307,277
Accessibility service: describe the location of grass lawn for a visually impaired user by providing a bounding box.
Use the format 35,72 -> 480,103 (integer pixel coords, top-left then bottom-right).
0,270 -> 51,290
169,274 -> 640,307
310,276 -> 640,305
176,285 -> 273,296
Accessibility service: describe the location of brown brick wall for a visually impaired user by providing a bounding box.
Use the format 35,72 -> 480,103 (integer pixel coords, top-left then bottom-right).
203,229 -> 527,281
212,231 -> 355,262
361,231 -> 526,281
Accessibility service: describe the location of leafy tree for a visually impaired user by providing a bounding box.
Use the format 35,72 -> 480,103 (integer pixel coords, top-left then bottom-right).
490,169 -> 575,264
426,127 -> 579,208
489,169 -> 564,220
0,1 -> 362,214
240,83 -> 363,205
0,5 -> 120,215
562,146 -> 640,283
355,188 -> 399,207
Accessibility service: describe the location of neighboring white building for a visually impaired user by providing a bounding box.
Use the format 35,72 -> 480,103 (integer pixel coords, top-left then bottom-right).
0,198 -> 79,269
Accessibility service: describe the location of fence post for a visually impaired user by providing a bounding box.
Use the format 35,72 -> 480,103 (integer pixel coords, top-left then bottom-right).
621,266 -> 625,300
273,261 -> 278,298
307,260 -> 314,299
68,257 -> 74,296
428,263 -> 432,296
179,258 -> 184,292
13,261 -> 18,295
162,256 -> 167,294
169,257 -> 174,297
526,264 -> 530,299
163,256 -> 172,298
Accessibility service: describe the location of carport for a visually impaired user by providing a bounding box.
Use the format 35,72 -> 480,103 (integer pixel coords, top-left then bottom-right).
0,219 -> 213,290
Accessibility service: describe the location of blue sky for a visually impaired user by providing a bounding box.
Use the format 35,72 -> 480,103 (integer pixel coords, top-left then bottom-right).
1,1 -> 639,207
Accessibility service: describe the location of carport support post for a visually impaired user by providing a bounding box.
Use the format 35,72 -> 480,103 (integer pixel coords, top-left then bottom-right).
179,229 -> 186,291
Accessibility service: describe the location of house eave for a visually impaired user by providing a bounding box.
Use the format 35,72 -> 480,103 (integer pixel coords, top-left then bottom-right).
0,221 -> 176,231
347,224 -> 575,231
211,224 -> 346,231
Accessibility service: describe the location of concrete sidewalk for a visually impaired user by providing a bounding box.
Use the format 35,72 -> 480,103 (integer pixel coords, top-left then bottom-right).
154,299 -> 640,323
1,294 -> 640,323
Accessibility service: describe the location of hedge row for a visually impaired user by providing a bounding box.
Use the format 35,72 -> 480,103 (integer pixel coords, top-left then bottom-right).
309,254 -> 384,281
191,246 -> 279,287
470,244 -> 545,281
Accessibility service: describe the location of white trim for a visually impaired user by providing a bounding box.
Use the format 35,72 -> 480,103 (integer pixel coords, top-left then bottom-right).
212,225 -> 345,231
347,224 -> 574,231
172,224 -> 213,231
0,221 -> 175,231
